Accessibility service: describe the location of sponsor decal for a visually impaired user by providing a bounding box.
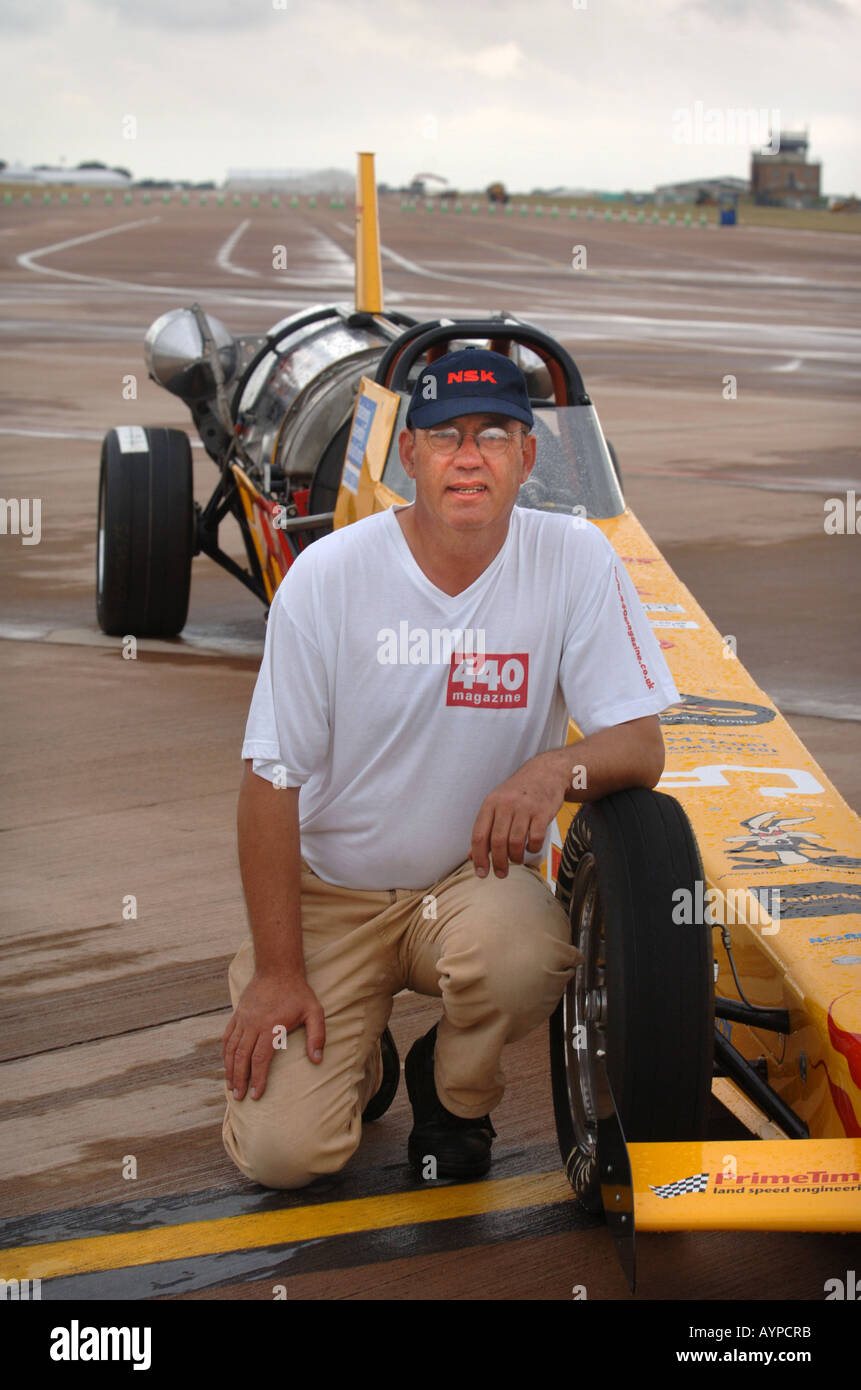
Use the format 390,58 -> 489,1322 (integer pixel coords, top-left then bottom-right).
662,734 -> 779,753
650,1172 -> 709,1199
650,620 -> 700,630
811,931 -> 861,945
712,1168 -> 861,1195
725,816 -> 861,870
661,695 -> 776,728
342,395 -> 377,495
650,1166 -> 861,1199
660,766 -> 824,800
643,602 -> 685,612
446,652 -> 529,709
767,884 -> 861,917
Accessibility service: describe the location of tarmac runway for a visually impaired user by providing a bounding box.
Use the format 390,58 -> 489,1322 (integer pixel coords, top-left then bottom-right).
1,195 -> 860,1307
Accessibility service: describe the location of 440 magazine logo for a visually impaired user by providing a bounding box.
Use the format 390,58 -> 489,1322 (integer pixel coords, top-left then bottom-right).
446,652 -> 529,708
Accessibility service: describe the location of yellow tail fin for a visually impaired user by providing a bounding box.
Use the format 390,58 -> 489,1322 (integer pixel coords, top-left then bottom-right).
355,152 -> 384,313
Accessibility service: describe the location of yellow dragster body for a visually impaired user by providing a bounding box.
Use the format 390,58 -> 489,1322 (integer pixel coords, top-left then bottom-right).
330,369 -> 861,1232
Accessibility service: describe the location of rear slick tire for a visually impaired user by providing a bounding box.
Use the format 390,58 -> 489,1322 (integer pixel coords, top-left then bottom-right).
549,787 -> 714,1211
97,426 -> 194,637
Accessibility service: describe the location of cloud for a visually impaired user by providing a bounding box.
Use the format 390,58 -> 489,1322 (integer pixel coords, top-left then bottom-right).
0,0 -> 67,31
90,0 -> 281,31
448,41 -> 526,79
679,0 -> 853,23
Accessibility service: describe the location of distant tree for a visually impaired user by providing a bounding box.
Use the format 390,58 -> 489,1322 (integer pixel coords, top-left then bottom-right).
76,160 -> 107,170
111,166 -> 132,178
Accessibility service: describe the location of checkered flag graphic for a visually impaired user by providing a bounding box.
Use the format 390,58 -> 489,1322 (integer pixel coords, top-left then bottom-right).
649,1172 -> 710,1199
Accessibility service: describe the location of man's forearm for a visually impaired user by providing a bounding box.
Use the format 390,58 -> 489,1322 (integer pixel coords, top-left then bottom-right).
470,715 -> 666,877
538,715 -> 666,805
237,761 -> 305,977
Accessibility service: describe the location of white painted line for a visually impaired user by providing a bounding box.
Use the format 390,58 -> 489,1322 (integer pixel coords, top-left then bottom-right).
0,426 -> 105,442
0,621 -> 262,659
0,426 -> 203,446
16,218 -> 163,279
310,230 -> 356,283
715,473 -> 861,494
334,221 -> 562,300
775,695 -> 861,724
215,219 -> 260,278
14,217 -> 361,303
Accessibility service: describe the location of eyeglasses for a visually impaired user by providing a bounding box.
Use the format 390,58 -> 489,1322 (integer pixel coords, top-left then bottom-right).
421,425 -> 527,458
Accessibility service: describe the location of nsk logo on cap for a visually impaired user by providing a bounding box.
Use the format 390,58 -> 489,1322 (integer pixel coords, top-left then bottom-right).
406,348 -> 534,430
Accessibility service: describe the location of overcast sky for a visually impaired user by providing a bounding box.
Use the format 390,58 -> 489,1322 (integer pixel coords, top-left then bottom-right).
1,0 -> 858,192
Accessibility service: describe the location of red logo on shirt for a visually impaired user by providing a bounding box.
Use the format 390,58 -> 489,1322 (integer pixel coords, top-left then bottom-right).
446,653 -> 529,708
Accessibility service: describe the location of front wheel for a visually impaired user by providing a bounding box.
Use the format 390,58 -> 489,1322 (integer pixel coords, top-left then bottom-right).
549,788 -> 714,1210
97,426 -> 194,637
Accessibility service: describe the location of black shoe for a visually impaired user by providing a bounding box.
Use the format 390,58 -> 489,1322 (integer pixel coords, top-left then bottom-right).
361,1027 -> 400,1123
404,1023 -> 496,1179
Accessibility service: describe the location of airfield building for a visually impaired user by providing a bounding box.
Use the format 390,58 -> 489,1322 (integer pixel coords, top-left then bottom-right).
225,168 -> 354,195
655,176 -> 748,205
750,131 -> 821,207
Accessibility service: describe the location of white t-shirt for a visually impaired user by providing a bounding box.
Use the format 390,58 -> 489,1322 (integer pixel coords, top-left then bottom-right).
242,505 -> 679,889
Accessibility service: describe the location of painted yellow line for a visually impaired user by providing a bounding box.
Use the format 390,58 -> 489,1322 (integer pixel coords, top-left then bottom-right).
1,1173 -> 571,1281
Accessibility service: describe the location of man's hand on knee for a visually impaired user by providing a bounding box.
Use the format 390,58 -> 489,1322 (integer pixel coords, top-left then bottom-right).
222,971 -> 326,1101
470,720 -> 666,878
470,755 -> 569,879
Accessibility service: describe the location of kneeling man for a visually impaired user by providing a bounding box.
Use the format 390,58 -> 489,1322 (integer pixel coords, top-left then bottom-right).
222,348 -> 678,1188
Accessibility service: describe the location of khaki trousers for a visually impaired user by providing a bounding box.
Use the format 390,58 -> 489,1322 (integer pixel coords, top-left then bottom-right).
222,856 -> 579,1189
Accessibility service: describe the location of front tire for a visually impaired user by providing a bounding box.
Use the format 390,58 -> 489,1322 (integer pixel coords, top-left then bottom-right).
97,426 -> 194,637
549,788 -> 714,1210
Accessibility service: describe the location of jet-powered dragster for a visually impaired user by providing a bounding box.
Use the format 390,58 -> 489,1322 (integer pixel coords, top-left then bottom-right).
96,154 -> 861,1290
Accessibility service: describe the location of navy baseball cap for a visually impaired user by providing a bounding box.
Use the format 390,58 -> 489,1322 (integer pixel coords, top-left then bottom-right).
406,348 -> 534,429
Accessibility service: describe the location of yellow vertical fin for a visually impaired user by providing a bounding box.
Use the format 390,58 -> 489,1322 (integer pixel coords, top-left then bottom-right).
355,151 -> 384,313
